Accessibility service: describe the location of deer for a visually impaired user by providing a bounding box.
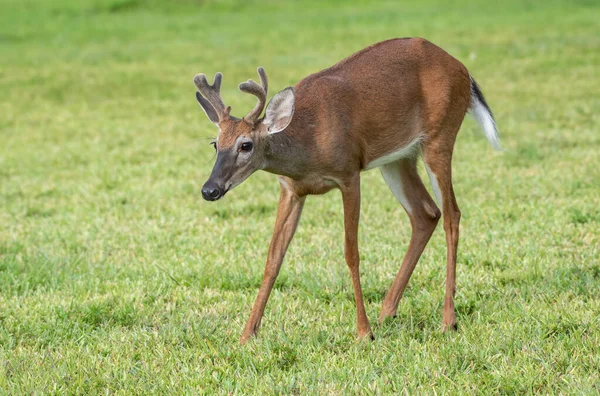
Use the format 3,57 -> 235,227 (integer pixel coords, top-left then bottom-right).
193,37 -> 500,344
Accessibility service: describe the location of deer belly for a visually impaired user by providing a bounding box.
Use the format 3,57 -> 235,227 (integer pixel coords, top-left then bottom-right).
363,137 -> 422,170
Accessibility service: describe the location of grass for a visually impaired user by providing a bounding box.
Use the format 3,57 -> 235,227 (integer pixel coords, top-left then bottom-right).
1,0 -> 599,393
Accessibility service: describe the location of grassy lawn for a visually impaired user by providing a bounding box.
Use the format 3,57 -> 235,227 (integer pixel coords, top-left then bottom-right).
1,0 -> 599,393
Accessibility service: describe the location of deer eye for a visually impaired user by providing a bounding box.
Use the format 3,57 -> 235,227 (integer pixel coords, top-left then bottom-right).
210,141 -> 217,151
240,142 -> 253,152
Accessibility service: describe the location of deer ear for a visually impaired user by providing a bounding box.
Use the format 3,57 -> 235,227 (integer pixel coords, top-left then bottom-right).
196,91 -> 220,125
263,87 -> 294,134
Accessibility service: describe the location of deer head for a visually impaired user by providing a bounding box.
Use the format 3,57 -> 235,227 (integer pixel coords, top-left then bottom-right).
194,67 -> 295,201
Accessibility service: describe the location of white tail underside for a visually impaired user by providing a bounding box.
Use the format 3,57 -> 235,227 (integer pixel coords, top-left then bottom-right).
469,85 -> 502,150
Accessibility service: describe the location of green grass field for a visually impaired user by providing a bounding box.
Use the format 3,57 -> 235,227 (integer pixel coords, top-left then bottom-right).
1,0 -> 599,393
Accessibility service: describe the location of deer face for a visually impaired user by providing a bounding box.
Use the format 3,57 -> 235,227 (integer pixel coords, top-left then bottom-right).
201,118 -> 265,201
194,68 -> 294,201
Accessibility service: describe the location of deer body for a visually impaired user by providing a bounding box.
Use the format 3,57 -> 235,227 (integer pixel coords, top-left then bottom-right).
193,37 -> 499,343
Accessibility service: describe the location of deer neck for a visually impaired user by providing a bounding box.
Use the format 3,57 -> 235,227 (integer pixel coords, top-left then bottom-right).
263,125 -> 313,180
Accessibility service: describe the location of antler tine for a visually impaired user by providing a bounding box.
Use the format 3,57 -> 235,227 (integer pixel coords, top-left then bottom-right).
257,67 -> 268,96
239,67 -> 269,123
194,72 -> 228,121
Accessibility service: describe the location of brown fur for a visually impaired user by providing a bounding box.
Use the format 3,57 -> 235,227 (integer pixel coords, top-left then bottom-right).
195,38 -> 482,343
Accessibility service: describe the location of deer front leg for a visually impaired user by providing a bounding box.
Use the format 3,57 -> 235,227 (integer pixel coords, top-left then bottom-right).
240,180 -> 305,344
340,174 -> 373,340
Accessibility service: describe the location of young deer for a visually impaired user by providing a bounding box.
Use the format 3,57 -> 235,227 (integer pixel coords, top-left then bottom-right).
194,38 -> 500,343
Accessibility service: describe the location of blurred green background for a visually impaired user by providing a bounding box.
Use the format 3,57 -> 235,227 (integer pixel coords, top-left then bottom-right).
0,0 -> 599,393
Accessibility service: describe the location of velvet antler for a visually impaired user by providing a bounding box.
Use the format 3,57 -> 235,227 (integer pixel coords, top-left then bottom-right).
238,67 -> 268,123
194,72 -> 231,122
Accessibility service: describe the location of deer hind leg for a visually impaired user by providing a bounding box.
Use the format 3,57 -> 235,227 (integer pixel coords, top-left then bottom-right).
422,141 -> 461,331
378,157 -> 441,323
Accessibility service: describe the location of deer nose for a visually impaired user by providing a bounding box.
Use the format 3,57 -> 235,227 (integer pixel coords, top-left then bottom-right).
202,182 -> 223,201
